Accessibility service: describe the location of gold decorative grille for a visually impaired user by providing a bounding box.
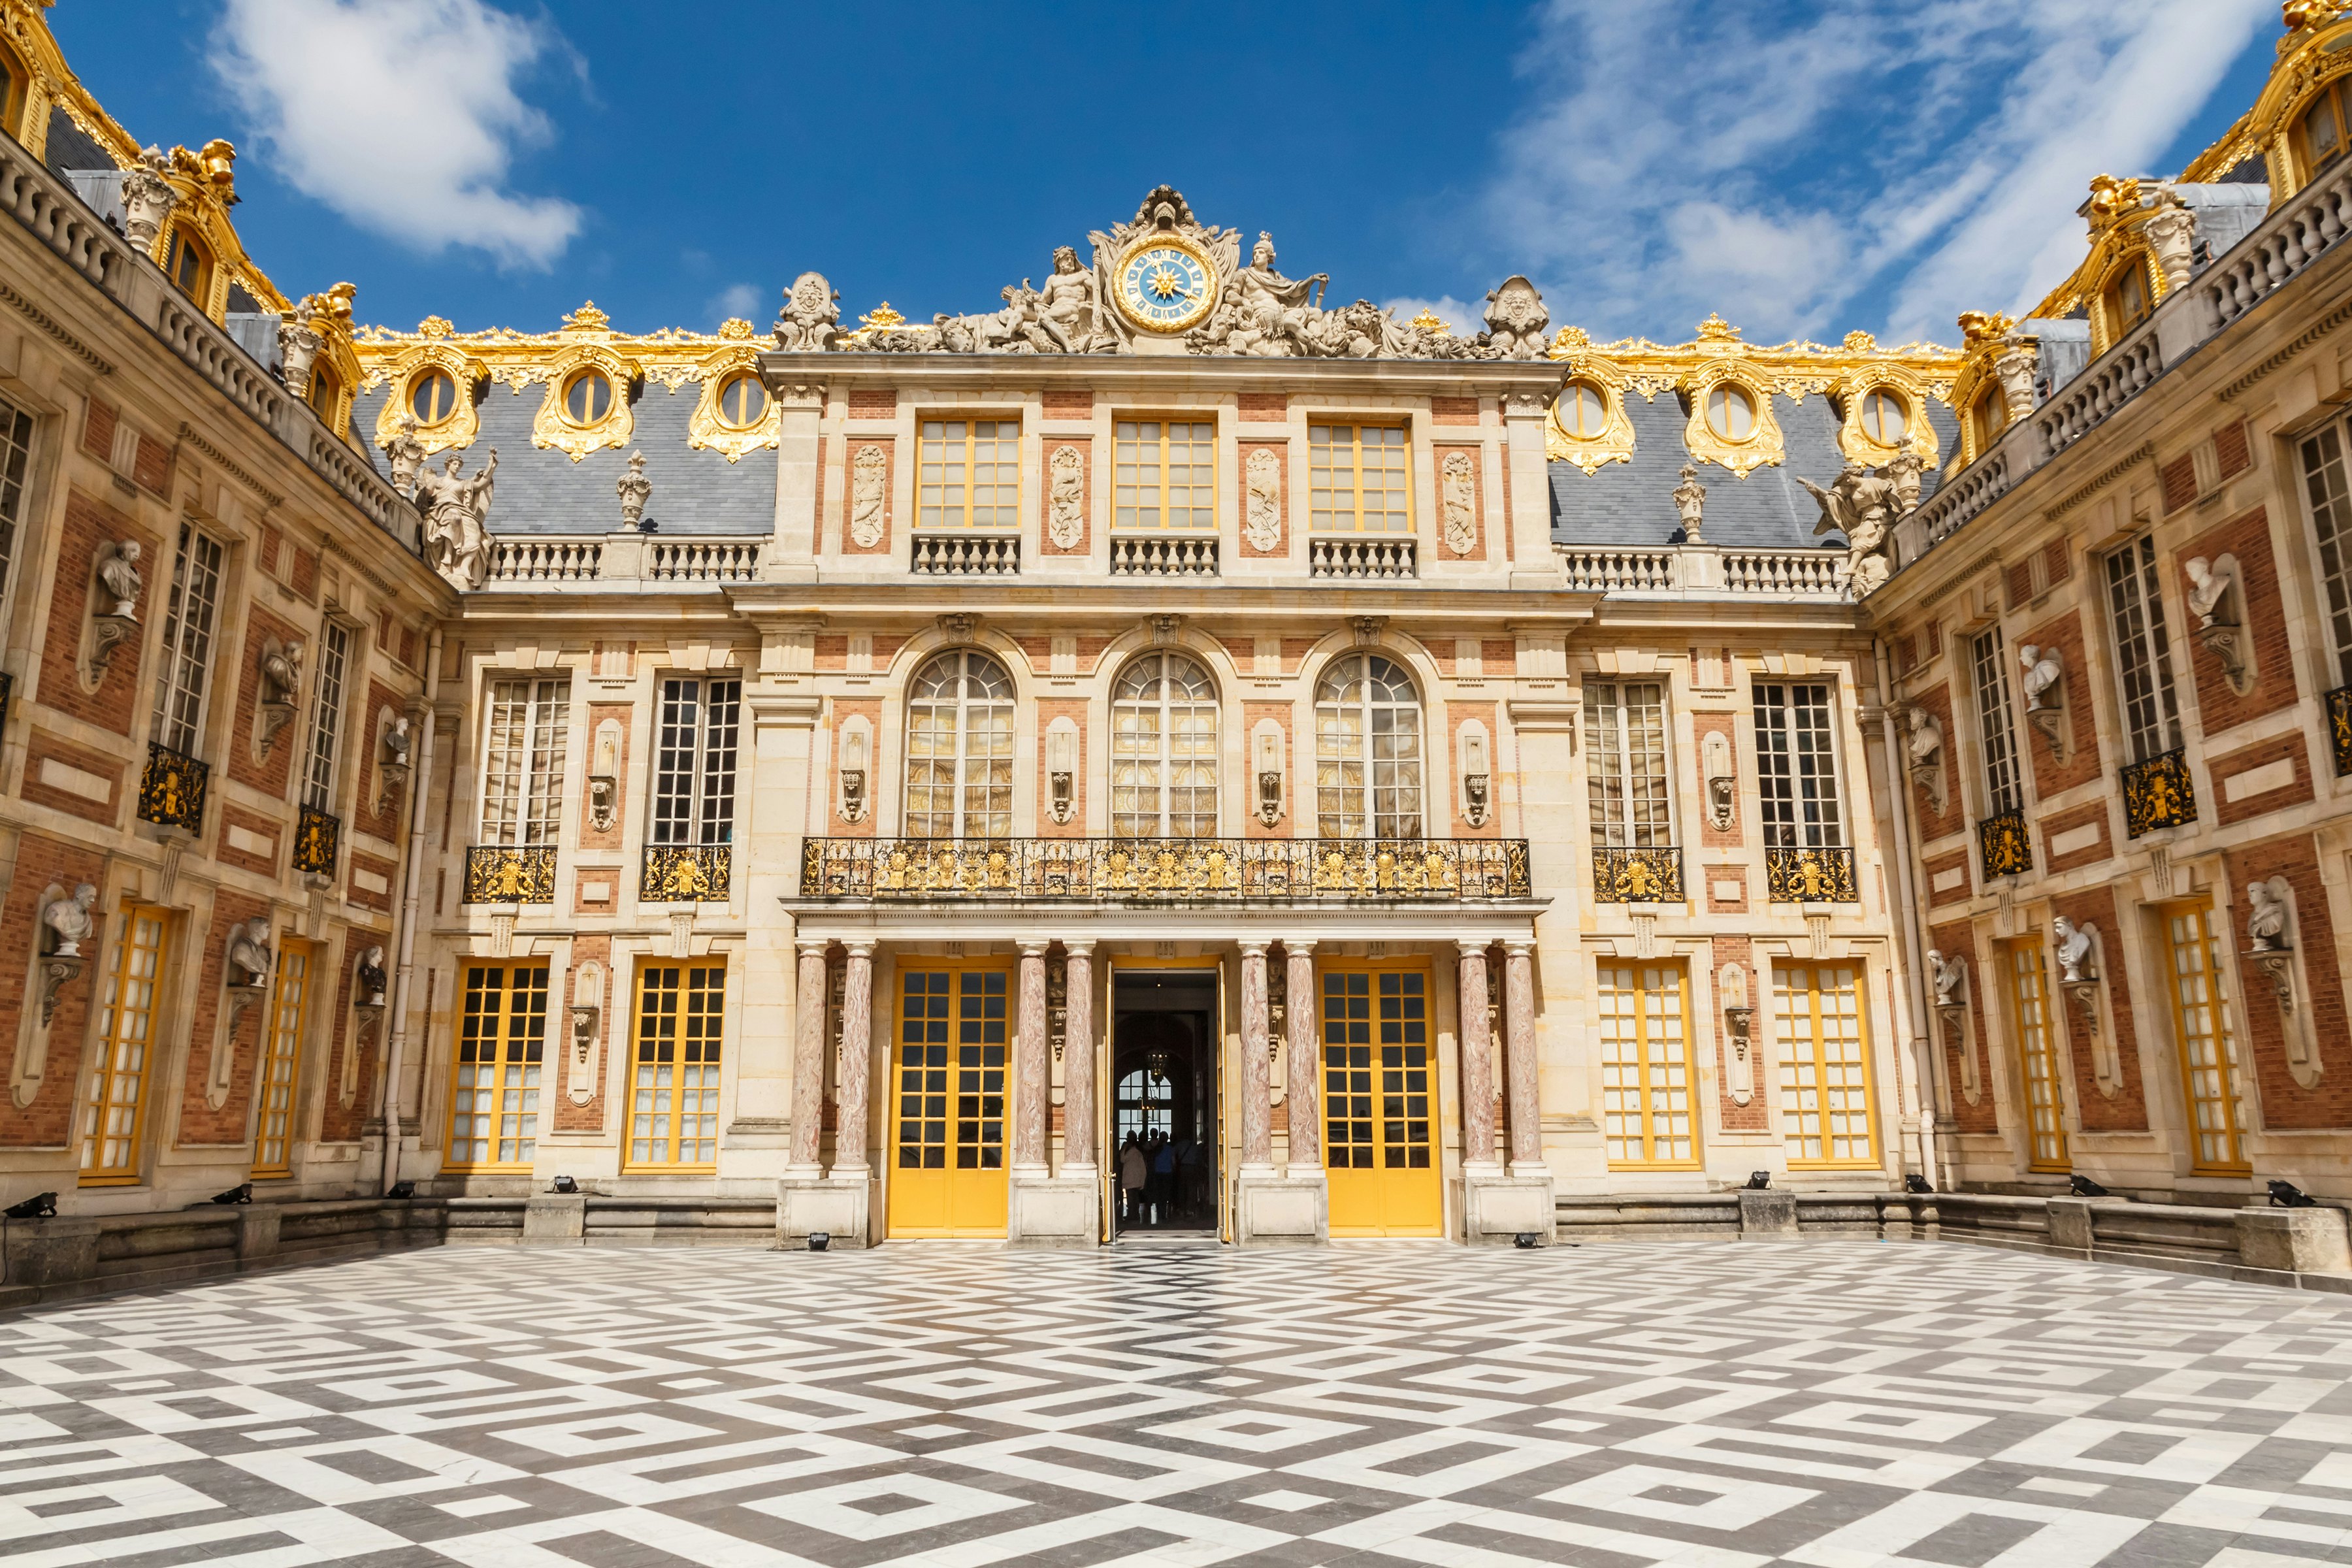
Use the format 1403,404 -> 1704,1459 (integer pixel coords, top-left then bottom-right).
641,845 -> 732,902
800,837 -> 1531,902
292,806 -> 340,879
2329,685 -> 2352,777
1976,808 -> 2031,881
464,844 -> 557,904
137,742 -> 209,832
1763,845 -> 1857,904
2121,747 -> 2197,838
1592,846 -> 1684,903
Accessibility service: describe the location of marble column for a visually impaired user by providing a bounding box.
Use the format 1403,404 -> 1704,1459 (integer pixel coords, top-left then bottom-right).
1284,941 -> 1318,1173
787,941 -> 829,1177
1458,943 -> 1501,1171
1061,942 -> 1096,1173
1014,941 -> 1051,1173
1240,941 -> 1273,1175
832,942 -> 874,1176
1503,939 -> 1542,1173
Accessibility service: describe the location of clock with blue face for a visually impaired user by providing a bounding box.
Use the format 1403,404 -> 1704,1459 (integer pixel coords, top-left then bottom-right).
1115,238 -> 1217,333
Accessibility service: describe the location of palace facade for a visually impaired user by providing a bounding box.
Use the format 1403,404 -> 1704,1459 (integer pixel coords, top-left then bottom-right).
4,0 -> 2352,1262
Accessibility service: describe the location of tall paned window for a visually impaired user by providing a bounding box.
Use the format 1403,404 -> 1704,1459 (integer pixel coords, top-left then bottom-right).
301,623 -> 351,813
1774,963 -> 1876,1166
152,525 -> 225,757
1309,424 -> 1409,532
252,940 -> 310,1178
446,964 -> 548,1169
1315,654 -> 1424,839
629,962 -> 726,1169
2006,943 -> 2066,1171
1753,683 -> 1844,848
2105,536 -> 2183,760
79,907 -> 167,1184
904,650 -> 1014,838
2297,421 -> 2352,688
651,678 -> 741,847
1114,421 -> 1215,530
1586,681 -> 1672,847
1970,629 -> 2023,815
0,390 -> 35,608
917,420 -> 1019,531
1597,963 -> 1697,1167
478,679 -> 569,845
1111,653 -> 1217,837
2166,903 -> 2249,1173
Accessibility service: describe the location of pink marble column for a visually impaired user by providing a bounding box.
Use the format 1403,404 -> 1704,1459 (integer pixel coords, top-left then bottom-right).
832,942 -> 874,1177
1284,941 -> 1319,1173
1014,941 -> 1050,1173
1503,939 -> 1542,1173
1240,941 -> 1273,1173
788,940 -> 829,1175
1060,943 -> 1096,1172
1458,943 -> 1500,1171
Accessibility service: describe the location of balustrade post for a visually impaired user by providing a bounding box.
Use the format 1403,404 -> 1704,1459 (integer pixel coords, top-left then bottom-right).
788,940 -> 828,1177
831,942 -> 874,1177
1061,942 -> 1096,1174
1240,941 -> 1273,1175
1503,939 -> 1543,1173
1284,941 -> 1318,1173
1458,943 -> 1500,1171
1014,941 -> 1051,1173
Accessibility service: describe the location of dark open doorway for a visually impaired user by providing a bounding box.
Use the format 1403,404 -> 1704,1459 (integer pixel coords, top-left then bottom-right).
1111,969 -> 1220,1235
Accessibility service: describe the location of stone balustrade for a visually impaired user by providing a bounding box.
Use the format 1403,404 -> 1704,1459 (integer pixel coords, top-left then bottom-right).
1556,544 -> 1847,599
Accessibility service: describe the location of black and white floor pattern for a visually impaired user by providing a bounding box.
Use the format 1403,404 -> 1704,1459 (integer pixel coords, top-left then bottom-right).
8,1237 -> 2352,1565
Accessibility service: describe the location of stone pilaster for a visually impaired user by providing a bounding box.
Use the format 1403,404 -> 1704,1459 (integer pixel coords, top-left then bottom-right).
1504,939 -> 1542,1172
1009,938 -> 1093,1246
1013,941 -> 1050,1174
1062,941 -> 1096,1174
787,941 -> 827,1177
1460,936 -> 1554,1247
1458,943 -> 1500,1172
834,943 -> 874,1177
1239,941 -> 1273,1175
1284,941 -> 1319,1172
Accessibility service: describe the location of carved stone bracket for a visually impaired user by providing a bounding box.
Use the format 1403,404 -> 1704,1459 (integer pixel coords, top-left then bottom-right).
1720,962 -> 1754,1105
37,955 -> 83,1030
1703,732 -> 1736,829
86,539 -> 144,684
2247,874 -> 2318,1086
1938,1004 -> 1980,1103
2187,553 -> 2254,696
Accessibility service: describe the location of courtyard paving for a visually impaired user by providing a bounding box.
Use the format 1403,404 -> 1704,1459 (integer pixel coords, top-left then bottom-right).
6,1239 -> 2352,1566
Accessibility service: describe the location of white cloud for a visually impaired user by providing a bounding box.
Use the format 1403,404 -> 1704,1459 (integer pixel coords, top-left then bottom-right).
1484,0 -> 2272,342
706,282 -> 763,327
211,0 -> 581,270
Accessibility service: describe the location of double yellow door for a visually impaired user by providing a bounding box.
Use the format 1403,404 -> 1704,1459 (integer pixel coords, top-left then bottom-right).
1322,965 -> 1441,1235
888,966 -> 1009,1235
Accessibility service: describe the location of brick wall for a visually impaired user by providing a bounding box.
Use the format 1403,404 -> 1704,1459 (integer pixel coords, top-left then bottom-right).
1433,444 -> 1484,561
351,681 -> 405,843
225,607 -> 304,796
1035,697 -> 1088,838
1709,938 -> 1766,1130
2037,798 -> 2114,875
1039,439 -> 1090,557
1041,391 -> 1091,420
841,437 -> 892,557
1693,712 -> 1743,851
20,730 -> 125,828
2048,885 -> 2148,1132
39,490 -> 157,736
577,703 -> 632,853
0,836 -> 109,1147
316,947 -> 365,1143
2222,833 -> 2352,1130
2209,731 -> 2315,828
1430,397 -> 1478,425
1931,919 -> 2000,1134
2019,610 -> 2102,795
1444,700 -> 1497,838
2181,504 -> 2298,730
176,893 -> 273,1147
1243,700 -> 1293,839
553,936 -> 611,1134
1906,683 -> 1961,843
1237,440 -> 1288,559
829,697 -> 881,838
1924,847 -> 1970,909
847,389 -> 895,418
1237,393 -> 1286,420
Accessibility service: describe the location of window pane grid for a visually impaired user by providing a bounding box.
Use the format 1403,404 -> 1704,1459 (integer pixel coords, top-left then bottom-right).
1316,653 -> 1423,839
1754,683 -> 1844,848
446,964 -> 547,1169
79,909 -> 166,1183
2298,426 -> 2352,687
1114,420 -> 1216,531
0,391 -> 33,610
1970,629 -> 2022,813
301,623 -> 351,813
1586,681 -> 1671,847
480,679 -> 569,845
2105,536 -> 2183,760
152,527 -> 225,756
2007,943 -> 2066,1169
1321,970 -> 1430,1171
1599,964 -> 1696,1166
2168,905 -> 2249,1173
917,420 -> 1019,531
1309,424 -> 1409,534
629,963 -> 726,1169
905,651 -> 1014,838
253,943 -> 308,1176
1111,652 -> 1218,837
1775,964 -> 1875,1164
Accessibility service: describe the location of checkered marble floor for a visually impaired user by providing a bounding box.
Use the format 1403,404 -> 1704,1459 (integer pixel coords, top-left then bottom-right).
10,1241 -> 2352,1567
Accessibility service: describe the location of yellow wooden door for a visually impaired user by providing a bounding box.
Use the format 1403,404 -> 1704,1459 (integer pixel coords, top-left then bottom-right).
2164,902 -> 2249,1174
1322,964 -> 1441,1236
1774,963 -> 1879,1168
2004,942 -> 2069,1171
888,965 -> 1010,1236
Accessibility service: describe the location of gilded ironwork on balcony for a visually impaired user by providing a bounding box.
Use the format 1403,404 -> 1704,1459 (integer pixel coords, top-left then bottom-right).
292,806 -> 341,879
2329,685 -> 2352,777
0,670 -> 14,740
1976,808 -> 2031,881
642,844 -> 732,902
1592,845 -> 1684,903
2122,747 -> 2197,838
1764,844 -> 1858,903
464,844 -> 557,904
136,742 -> 208,832
800,837 -> 1532,902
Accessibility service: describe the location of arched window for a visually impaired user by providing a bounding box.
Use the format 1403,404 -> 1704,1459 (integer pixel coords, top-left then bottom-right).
904,649 -> 1014,838
1315,653 -> 1424,840
1558,380 -> 1608,439
563,369 -> 613,426
714,371 -> 766,429
1971,385 -> 2009,455
1705,384 -> 1757,442
1111,651 -> 1217,838
2104,260 -> 2151,339
2302,79 -> 2349,178
165,225 -> 212,302
410,368 -> 459,427
1859,389 -> 1908,445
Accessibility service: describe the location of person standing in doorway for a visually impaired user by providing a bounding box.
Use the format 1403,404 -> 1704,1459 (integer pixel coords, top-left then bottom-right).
1119,1134 -> 1148,1225
1151,1132 -> 1177,1226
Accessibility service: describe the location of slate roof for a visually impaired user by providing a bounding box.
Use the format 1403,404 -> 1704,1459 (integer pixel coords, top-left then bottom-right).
352,382 -> 777,536
1549,392 -> 1959,551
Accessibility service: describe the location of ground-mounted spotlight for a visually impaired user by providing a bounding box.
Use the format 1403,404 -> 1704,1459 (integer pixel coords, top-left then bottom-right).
808,1232 -> 831,1252
1512,1232 -> 1539,1249
1903,1173 -> 1934,1194
551,1175 -> 579,1194
1744,1171 -> 1771,1190
4,1191 -> 57,1220
2069,1174 -> 2110,1198
2270,1179 -> 2317,1209
386,1181 -> 416,1200
209,1182 -> 252,1206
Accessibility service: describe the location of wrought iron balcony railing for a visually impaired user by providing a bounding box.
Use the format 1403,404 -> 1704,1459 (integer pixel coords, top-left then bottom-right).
465,844 -> 558,904
1976,808 -> 2031,881
643,843 -> 732,902
1764,844 -> 1858,904
136,742 -> 209,833
1592,845 -> 1684,902
2330,685 -> 2352,778
2122,748 -> 2197,838
801,837 -> 1531,902
293,806 -> 341,879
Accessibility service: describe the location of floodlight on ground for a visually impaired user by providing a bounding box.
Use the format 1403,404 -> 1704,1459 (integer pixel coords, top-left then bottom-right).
4,1191 -> 57,1219
551,1175 -> 579,1194
1744,1171 -> 1770,1190
809,1232 -> 831,1251
2069,1174 -> 2110,1198
2270,1179 -> 2317,1208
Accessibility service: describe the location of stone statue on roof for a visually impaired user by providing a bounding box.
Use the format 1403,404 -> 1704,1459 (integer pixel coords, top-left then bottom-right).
1799,461 -> 1899,597
415,448 -> 498,591
1037,246 -> 1110,353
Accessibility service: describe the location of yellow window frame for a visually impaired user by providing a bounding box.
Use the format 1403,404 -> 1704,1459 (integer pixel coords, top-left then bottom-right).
916,417 -> 1022,532
1112,415 -> 1218,532
2003,940 -> 2068,1173
252,938 -> 312,1179
626,958 -> 728,1173
2163,900 -> 2251,1175
1307,421 -> 1412,535
442,962 -> 550,1173
1774,962 -> 1880,1169
1597,960 -> 1700,1170
79,905 -> 171,1186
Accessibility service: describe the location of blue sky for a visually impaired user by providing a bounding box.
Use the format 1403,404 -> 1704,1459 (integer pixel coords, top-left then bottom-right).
54,1 -> 2282,347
